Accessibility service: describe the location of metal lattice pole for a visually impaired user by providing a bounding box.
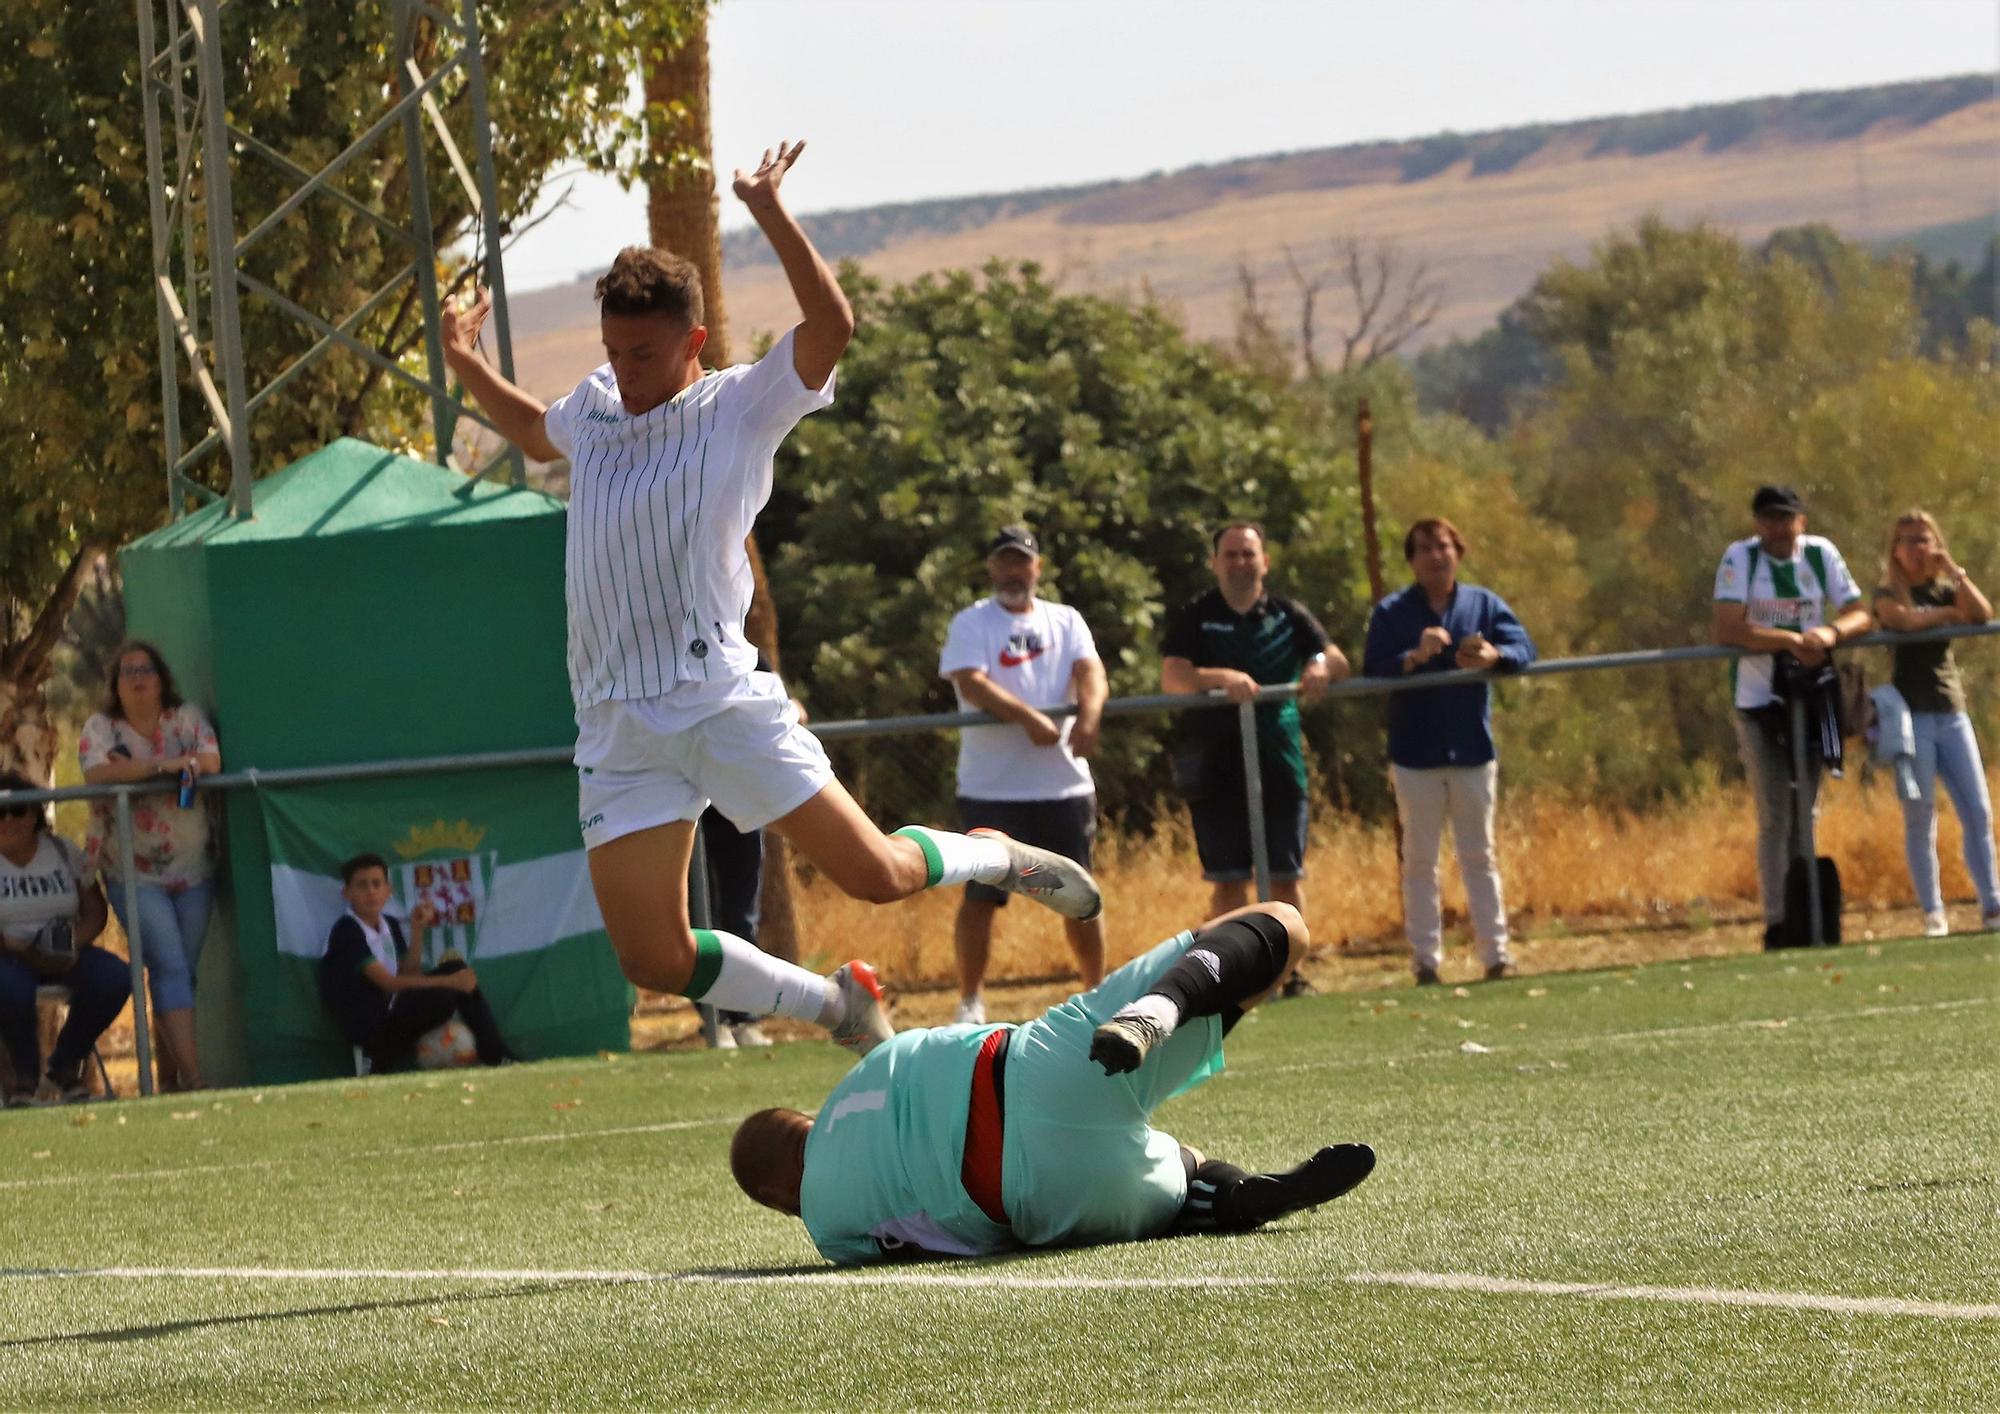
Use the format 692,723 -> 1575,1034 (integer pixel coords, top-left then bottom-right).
138,0 -> 525,518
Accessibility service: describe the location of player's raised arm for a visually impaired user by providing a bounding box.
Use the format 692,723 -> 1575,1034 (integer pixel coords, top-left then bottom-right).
733,141 -> 854,390
440,287 -> 563,463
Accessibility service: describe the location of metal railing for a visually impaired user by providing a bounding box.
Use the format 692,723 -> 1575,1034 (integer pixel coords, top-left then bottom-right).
4,621 -> 1992,1094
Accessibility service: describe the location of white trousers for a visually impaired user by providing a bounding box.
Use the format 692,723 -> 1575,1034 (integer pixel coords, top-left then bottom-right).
1393,761 -> 1511,971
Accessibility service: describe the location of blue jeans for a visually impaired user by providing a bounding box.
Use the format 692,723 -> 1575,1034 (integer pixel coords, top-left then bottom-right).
0,946 -> 131,1085
1901,712 -> 2000,916
107,881 -> 214,1013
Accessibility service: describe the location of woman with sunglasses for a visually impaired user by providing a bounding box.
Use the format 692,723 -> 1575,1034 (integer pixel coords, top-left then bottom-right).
0,771 -> 129,1104
78,640 -> 221,1091
1873,511 -> 1999,937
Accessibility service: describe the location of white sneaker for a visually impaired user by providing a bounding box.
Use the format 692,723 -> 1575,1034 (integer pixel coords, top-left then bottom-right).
730,1021 -> 773,1048
954,995 -> 986,1026
1922,910 -> 1950,938
710,1024 -> 738,1050
1981,911 -> 2000,935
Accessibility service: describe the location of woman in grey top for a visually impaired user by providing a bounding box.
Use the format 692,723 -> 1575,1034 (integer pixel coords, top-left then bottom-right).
1872,511 -> 1998,937
0,771 -> 129,1104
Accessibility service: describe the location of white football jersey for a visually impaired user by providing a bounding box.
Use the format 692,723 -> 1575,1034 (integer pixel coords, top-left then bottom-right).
939,596 -> 1099,801
1712,533 -> 1861,710
545,327 -> 834,710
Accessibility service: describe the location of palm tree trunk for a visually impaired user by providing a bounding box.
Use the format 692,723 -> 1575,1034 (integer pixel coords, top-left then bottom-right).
644,10 -> 803,964
644,12 -> 728,367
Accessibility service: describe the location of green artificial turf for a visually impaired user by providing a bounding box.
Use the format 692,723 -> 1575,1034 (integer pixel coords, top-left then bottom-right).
0,934 -> 1994,1410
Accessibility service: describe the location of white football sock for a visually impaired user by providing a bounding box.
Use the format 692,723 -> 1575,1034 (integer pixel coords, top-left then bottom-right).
1110,993 -> 1181,1038
891,825 -> 1010,887
686,930 -> 832,1024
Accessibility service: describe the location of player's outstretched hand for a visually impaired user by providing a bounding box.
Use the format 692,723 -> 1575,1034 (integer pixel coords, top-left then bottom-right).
733,141 -> 805,213
441,286 -> 491,360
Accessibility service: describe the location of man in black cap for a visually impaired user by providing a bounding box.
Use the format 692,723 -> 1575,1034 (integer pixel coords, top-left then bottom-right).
1711,485 -> 1871,945
938,526 -> 1110,1023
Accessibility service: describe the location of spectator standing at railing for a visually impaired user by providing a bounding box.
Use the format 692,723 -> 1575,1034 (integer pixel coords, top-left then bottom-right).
1364,518 -> 1536,985
0,772 -> 129,1105
1870,510 -> 1999,937
941,527 -> 1109,1025
1710,486 -> 1871,950
1162,522 -> 1346,919
78,640 -> 220,1092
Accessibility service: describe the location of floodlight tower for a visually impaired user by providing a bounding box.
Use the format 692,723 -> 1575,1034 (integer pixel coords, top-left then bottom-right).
135,0 -> 526,521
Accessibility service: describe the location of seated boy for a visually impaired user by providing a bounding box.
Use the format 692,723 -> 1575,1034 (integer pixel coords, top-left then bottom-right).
317,853 -> 514,1071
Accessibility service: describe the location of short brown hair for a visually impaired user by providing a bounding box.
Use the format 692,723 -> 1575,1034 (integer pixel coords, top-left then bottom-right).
1211,520 -> 1267,553
340,853 -> 390,885
102,639 -> 184,721
1403,517 -> 1468,562
595,246 -> 704,326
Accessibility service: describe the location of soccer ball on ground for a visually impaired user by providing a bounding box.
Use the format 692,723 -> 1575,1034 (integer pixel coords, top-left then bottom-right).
414,1017 -> 480,1070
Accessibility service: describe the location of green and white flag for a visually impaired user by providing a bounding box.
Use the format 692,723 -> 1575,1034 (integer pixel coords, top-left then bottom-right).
257,766 -> 630,1065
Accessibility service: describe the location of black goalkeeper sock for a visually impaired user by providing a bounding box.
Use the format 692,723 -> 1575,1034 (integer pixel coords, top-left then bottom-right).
1146,912 -> 1292,1024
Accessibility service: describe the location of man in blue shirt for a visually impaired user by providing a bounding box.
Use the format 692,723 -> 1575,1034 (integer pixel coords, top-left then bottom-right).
1363,518 -> 1536,985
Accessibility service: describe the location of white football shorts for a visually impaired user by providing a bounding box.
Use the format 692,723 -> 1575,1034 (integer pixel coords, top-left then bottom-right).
573,672 -> 834,849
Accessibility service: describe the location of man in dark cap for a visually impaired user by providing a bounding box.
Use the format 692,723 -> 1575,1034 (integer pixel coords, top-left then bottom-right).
938,526 -> 1109,1024
1710,485 -> 1871,946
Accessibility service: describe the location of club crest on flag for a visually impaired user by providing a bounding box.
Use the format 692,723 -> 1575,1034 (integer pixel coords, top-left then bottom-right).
394,819 -> 496,965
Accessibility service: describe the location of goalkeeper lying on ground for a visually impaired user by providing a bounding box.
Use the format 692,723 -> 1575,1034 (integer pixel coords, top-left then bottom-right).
731,903 -> 1375,1263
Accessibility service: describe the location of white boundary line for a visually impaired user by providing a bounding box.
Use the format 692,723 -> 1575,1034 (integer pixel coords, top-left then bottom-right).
2,1264 -> 1992,1318
0,1265 -> 1276,1292
1348,1269 -> 2000,1322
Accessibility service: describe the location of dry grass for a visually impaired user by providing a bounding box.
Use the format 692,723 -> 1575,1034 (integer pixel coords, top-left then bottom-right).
777,764 -> 2000,991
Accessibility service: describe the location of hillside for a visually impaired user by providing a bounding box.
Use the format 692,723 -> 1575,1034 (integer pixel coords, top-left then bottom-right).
506,74 -> 1998,398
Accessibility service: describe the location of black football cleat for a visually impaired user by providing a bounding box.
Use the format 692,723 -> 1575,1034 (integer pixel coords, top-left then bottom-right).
1220,1143 -> 1377,1230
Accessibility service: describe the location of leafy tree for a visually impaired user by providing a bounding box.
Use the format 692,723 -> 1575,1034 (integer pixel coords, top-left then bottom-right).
1907,237 -> 1999,358
0,0 -> 705,775
1408,301 -> 1558,433
762,261 -> 1366,829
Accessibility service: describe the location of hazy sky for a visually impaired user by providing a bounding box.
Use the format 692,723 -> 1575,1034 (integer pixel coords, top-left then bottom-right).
503,0 -> 1998,291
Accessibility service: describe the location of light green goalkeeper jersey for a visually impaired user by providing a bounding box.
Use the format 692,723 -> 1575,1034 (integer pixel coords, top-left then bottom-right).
799,1023 -> 1011,1265
799,928 -> 1227,1266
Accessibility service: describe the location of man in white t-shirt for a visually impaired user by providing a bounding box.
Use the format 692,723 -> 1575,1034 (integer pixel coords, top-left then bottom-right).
439,143 -> 1101,1059
1710,484 -> 1871,946
940,527 -> 1109,1023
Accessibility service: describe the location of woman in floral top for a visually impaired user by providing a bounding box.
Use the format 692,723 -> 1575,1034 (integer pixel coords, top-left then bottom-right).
79,640 -> 221,1091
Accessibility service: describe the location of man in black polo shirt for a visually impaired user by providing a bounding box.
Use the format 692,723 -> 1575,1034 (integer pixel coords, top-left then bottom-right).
1162,522 -> 1347,916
